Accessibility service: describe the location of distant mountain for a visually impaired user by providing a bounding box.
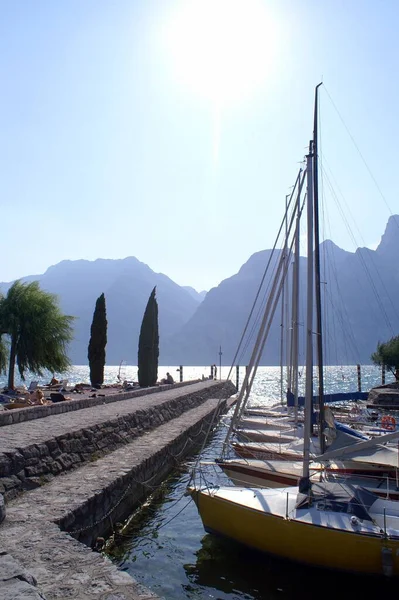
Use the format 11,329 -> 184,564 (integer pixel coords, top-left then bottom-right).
0,257 -> 200,365
182,286 -> 207,303
165,215 -> 399,366
2,216 -> 398,367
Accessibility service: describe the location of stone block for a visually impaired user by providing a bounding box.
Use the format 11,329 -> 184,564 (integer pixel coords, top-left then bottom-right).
36,444 -> 50,458
0,577 -> 46,599
25,458 -> 40,467
46,439 -> 60,455
25,464 -> 46,477
0,456 -> 13,477
11,452 -> 26,473
16,469 -> 27,482
0,476 -> 20,491
0,495 -> 5,524
69,453 -> 81,465
50,462 -> 62,475
57,454 -> 73,469
0,553 -> 36,584
58,438 -> 72,453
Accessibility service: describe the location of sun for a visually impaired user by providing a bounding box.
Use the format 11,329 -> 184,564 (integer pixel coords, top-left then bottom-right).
161,0 -> 278,109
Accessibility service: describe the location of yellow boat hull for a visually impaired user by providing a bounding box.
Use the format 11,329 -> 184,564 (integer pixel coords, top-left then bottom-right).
190,489 -> 399,576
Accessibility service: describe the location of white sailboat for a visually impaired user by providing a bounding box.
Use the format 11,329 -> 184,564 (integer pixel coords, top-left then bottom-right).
188,84 -> 399,576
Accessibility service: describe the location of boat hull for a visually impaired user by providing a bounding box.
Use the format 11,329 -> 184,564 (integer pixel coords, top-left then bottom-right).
190,488 -> 399,575
218,460 -> 399,500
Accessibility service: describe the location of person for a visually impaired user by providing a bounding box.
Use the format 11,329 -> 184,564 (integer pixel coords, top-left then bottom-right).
214,364 -> 217,380
30,388 -> 45,405
161,372 -> 174,384
50,375 -> 59,386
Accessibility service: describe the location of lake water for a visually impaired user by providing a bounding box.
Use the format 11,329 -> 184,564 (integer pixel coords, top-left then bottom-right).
98,365 -> 396,600
1,363 -> 393,397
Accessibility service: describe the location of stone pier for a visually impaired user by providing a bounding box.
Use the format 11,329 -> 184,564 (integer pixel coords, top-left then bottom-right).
0,380 -> 236,599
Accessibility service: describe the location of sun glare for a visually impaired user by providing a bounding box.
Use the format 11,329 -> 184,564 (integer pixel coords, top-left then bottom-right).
161,0 -> 277,108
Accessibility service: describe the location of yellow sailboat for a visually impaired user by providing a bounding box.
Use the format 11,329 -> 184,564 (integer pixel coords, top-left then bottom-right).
188,84 -> 399,576
189,482 -> 399,575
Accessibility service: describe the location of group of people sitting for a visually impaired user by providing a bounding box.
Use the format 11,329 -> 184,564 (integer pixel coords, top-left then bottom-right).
0,375 -> 68,408
0,387 -> 48,406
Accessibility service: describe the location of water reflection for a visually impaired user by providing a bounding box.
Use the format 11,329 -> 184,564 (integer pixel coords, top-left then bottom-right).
185,533 -> 398,600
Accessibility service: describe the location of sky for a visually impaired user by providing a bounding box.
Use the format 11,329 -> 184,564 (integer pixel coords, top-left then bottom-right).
1,0 -> 398,292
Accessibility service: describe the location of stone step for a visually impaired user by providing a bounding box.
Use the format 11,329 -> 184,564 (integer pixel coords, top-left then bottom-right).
0,380 -> 235,500
0,396 -> 234,600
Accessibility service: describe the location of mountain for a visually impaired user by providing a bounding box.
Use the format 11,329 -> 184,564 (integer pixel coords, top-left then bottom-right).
165,215 -> 399,366
0,257 -> 200,365
182,286 -> 207,303
2,216 -> 398,367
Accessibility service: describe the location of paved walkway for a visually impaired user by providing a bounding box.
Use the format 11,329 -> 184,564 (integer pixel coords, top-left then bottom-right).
0,380 -> 220,454
0,396 -> 230,599
0,381 -> 236,599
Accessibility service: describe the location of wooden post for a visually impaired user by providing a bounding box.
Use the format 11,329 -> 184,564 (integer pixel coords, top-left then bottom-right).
236,365 -> 239,391
382,364 -> 386,385
179,365 -> 183,382
357,364 -> 361,392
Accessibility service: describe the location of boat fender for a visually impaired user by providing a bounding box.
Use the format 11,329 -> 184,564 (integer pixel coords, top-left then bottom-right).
381,547 -> 393,577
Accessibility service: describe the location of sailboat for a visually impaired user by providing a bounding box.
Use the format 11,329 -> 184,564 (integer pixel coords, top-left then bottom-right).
188,85 -> 399,576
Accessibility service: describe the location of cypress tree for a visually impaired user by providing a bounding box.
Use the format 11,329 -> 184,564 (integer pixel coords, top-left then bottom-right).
138,286 -> 159,387
88,293 -> 107,387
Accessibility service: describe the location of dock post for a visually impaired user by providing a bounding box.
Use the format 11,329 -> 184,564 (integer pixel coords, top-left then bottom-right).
236,365 -> 239,391
382,364 -> 386,385
179,365 -> 183,382
357,364 -> 361,392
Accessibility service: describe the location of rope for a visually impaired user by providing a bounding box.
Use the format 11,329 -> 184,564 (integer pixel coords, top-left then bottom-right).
65,418 -> 215,536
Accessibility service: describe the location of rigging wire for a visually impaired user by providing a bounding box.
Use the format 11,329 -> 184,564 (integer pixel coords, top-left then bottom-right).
320,154 -> 399,325
234,171 -> 304,367
320,164 -> 394,334
323,84 -> 398,226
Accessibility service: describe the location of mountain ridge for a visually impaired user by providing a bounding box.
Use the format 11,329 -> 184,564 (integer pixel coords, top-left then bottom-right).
1,215 -> 398,366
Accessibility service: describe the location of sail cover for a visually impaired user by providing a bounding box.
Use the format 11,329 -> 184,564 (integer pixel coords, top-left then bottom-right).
296,482 -> 378,521
287,391 -> 368,406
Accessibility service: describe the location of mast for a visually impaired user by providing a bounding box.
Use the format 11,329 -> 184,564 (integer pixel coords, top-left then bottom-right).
279,196 -> 288,405
301,147 -> 314,490
313,82 -> 325,453
284,194 -> 291,396
291,184 -> 301,425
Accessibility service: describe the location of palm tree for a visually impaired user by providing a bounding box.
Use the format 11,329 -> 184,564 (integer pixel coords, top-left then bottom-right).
0,281 -> 74,389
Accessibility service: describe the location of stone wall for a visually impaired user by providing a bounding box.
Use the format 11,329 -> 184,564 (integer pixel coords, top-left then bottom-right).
57,397 -> 233,547
0,379 -> 202,427
0,381 -> 236,501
